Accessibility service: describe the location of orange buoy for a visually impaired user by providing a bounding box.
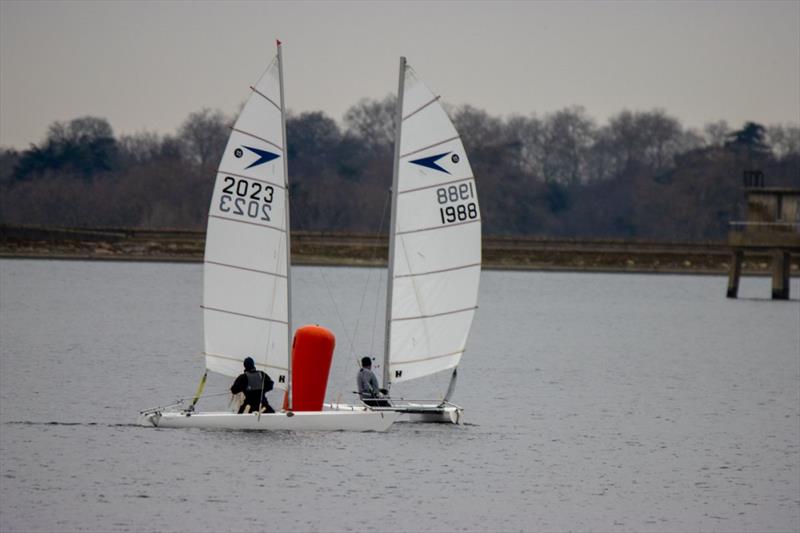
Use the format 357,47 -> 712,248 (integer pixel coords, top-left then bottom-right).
282,325 -> 335,411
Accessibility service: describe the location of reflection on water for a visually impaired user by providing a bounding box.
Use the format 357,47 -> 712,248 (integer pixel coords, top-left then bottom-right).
1,260 -> 798,532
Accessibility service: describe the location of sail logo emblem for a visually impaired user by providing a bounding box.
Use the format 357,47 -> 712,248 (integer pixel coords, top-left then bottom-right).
234,145 -> 280,169
409,152 -> 459,174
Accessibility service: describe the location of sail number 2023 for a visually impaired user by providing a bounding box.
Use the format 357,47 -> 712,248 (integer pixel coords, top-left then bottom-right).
219,176 -> 273,221
437,182 -> 477,224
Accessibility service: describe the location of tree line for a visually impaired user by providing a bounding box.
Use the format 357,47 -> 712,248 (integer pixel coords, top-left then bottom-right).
1,100 -> 798,240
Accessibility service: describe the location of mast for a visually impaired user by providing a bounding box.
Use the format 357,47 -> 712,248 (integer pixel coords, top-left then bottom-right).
277,39 -> 293,411
383,56 -> 406,391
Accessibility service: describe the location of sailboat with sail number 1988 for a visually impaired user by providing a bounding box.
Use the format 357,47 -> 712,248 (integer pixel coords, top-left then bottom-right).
330,57 -> 481,424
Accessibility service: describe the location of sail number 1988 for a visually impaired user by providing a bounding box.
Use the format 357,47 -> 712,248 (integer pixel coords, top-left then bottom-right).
436,182 -> 478,225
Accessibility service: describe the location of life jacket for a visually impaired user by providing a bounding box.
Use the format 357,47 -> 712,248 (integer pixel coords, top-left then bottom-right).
245,370 -> 273,393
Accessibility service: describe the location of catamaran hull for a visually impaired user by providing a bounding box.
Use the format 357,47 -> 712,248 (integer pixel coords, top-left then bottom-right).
402,406 -> 462,424
325,403 -> 463,424
137,410 -> 399,432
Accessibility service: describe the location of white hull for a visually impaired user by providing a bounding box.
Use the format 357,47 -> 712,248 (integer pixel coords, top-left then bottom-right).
137,409 -> 399,432
325,402 -> 463,424
402,405 -> 462,424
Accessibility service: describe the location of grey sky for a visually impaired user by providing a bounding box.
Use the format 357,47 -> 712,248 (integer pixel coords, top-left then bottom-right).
1,0 -> 798,149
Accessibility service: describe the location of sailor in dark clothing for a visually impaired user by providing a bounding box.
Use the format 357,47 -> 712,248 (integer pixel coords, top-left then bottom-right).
230,357 -> 275,414
357,356 -> 391,407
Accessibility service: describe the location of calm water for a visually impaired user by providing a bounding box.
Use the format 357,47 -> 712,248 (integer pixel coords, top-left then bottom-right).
1,259 -> 798,532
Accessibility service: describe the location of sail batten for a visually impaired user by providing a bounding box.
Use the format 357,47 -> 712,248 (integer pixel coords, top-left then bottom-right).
400,135 -> 461,159
402,95 -> 441,121
394,262 -> 480,279
249,87 -> 282,110
205,260 -> 287,279
205,352 -> 288,372
398,176 -> 475,195
396,218 -> 480,236
202,306 -> 289,325
390,350 -> 464,366
392,305 -> 477,322
385,60 -> 481,385
229,127 -> 284,151
208,215 -> 286,233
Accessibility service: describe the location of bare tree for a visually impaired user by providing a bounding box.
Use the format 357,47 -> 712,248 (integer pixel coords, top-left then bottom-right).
119,131 -> 166,166
287,111 -> 341,172
640,110 -> 683,171
504,114 -> 544,175
583,126 -> 618,182
451,105 -> 505,151
178,108 -> 230,166
767,124 -> 800,159
539,106 -> 595,185
600,109 -> 685,174
343,96 -> 396,155
703,120 -> 730,147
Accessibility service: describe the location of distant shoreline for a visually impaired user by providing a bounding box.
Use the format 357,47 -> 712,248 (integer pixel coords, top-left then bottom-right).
1,225 -> 797,276
0,253 -> 786,278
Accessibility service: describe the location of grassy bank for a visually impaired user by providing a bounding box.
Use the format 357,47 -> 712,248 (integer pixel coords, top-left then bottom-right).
1,225 -> 797,275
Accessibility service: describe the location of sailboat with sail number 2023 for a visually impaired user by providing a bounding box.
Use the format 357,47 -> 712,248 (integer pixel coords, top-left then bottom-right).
137,41 -> 399,431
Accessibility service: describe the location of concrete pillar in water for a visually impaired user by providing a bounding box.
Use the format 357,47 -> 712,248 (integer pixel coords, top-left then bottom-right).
727,250 -> 743,299
771,250 -> 790,300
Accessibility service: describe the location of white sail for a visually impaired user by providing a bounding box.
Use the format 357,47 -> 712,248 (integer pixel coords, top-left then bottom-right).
202,52 -> 290,388
387,61 -> 481,384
